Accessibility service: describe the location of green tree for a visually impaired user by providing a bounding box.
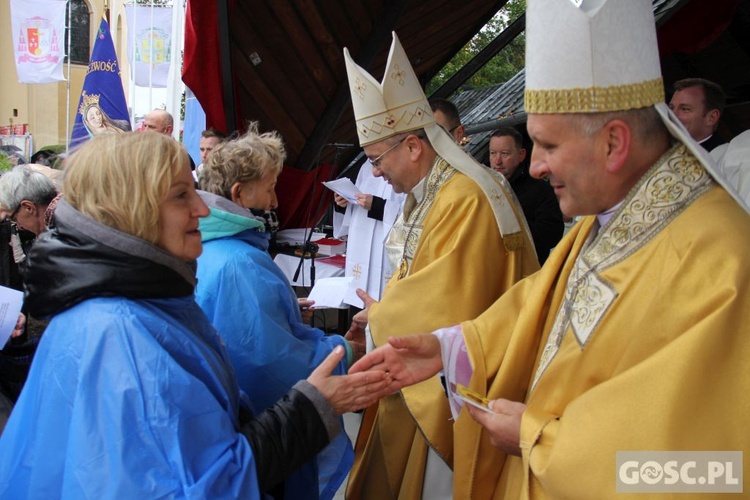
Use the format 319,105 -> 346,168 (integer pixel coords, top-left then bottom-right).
426,0 -> 526,96
0,154 -> 12,174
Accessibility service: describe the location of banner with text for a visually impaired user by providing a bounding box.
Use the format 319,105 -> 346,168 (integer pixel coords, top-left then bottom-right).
10,0 -> 67,84
70,17 -> 131,149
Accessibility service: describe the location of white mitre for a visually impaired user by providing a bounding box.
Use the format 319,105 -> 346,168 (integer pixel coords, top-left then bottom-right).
343,32 -> 530,251
343,33 -> 435,146
524,0 -> 748,213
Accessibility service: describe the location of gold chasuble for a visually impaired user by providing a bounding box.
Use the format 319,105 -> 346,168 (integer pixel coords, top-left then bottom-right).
455,144 -> 750,499
347,157 -> 539,499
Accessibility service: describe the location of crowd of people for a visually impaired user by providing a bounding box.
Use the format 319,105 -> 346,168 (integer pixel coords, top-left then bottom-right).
0,130 -> 391,498
0,0 -> 748,498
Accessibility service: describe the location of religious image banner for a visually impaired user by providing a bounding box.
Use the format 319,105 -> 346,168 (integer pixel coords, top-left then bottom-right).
70,17 -> 131,149
10,0 -> 67,84
125,4 -> 173,88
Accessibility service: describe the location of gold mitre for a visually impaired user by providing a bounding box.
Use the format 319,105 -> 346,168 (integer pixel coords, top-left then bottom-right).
524,0 -> 665,114
344,32 -> 435,146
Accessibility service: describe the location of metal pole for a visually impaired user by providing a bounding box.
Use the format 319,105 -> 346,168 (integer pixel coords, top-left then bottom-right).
65,0 -> 72,153
167,0 -> 183,141
129,1 -> 137,128
148,1 -> 154,111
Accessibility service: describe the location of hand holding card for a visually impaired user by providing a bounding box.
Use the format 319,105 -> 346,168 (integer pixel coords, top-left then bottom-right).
456,384 -> 494,414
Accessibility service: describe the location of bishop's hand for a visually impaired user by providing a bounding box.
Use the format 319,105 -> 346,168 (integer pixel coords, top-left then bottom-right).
466,399 -> 525,457
348,333 -> 443,391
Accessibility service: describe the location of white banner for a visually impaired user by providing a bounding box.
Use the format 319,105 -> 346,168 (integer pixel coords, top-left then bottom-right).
125,5 -> 173,88
10,0 -> 67,84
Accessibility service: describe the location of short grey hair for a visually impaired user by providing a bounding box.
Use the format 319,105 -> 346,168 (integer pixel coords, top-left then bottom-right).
385,129 -> 431,147
570,107 -> 668,146
0,165 -> 59,212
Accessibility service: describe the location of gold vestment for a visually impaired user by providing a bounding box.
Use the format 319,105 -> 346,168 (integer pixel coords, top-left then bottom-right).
348,159 -> 538,499
455,145 -> 750,499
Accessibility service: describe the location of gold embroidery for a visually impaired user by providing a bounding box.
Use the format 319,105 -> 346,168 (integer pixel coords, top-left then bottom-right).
390,64 -> 406,86
531,144 -> 715,392
358,102 -> 435,146
387,157 -> 456,280
587,144 -> 713,266
524,77 -> 665,114
353,77 -> 367,100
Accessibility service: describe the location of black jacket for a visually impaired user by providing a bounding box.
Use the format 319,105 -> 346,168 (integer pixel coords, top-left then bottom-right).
699,134 -> 726,152
508,168 -> 564,265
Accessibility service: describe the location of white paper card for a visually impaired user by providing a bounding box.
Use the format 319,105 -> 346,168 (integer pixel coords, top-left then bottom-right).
0,285 -> 24,348
307,276 -> 353,309
323,178 -> 362,203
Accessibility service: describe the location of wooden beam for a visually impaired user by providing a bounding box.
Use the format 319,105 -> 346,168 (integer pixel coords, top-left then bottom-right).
295,1 -> 408,170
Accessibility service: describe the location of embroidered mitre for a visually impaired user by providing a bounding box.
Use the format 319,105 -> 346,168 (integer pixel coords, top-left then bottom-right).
343,32 -> 435,146
525,0 -> 664,114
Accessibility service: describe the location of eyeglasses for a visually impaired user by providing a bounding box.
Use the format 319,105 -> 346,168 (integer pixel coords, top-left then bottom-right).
370,137 -> 407,168
7,206 -> 20,224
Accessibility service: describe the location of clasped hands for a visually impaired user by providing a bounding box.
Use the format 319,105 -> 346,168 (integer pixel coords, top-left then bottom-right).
347,288 -> 524,456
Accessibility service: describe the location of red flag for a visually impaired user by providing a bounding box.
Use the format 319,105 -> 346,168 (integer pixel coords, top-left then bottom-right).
182,1 -> 226,131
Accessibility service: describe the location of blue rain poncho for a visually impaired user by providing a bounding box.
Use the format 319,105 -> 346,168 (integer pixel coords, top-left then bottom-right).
0,301 -> 260,498
0,198 -> 344,499
196,192 -> 352,499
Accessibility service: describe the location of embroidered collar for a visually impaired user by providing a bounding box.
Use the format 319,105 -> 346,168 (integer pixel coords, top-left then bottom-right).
530,144 -> 715,392
587,143 -> 714,269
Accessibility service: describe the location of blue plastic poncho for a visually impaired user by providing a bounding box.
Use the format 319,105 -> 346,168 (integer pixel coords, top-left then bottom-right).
0,296 -> 260,498
196,196 -> 352,499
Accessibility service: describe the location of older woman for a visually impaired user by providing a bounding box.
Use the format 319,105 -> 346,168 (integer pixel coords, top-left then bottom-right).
0,132 -> 390,498
0,164 -> 60,429
0,165 -> 59,236
196,125 -> 363,499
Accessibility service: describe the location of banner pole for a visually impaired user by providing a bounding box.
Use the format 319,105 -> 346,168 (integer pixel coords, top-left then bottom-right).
148,1 -> 154,111
129,1 -> 137,128
166,0 -> 182,141
65,0 -> 72,153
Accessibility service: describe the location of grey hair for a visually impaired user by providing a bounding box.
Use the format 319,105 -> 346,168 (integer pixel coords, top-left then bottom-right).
0,165 -> 58,212
570,107 -> 668,146
387,129 -> 431,147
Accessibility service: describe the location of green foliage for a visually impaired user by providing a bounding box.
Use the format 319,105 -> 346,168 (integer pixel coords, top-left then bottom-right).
0,154 -> 12,174
426,0 -> 526,96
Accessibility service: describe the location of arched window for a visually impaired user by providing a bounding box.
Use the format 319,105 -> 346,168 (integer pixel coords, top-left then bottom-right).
65,0 -> 90,65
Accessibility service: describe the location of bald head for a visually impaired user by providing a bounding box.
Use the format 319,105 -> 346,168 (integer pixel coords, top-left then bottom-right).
143,109 -> 174,136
